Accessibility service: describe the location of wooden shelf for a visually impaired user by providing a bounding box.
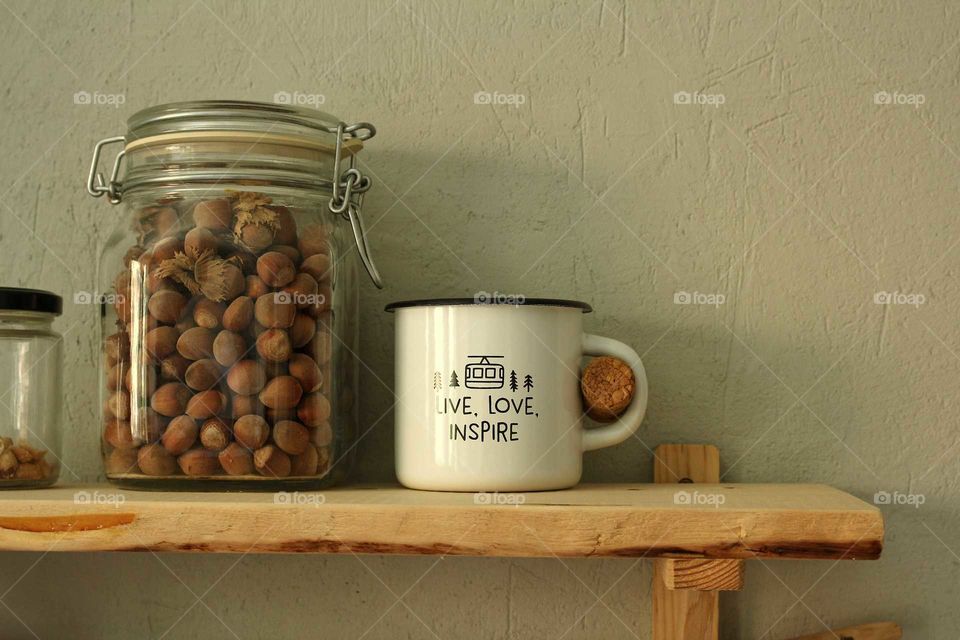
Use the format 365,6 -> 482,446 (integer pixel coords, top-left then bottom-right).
0,483 -> 882,558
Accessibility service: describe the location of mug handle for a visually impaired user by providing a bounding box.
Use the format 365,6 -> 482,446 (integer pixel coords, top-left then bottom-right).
580,333 -> 649,452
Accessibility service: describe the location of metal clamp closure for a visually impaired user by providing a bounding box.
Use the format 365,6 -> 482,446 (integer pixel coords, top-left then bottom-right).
86,136 -> 126,204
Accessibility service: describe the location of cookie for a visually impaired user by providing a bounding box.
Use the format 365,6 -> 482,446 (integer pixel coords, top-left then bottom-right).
580,356 -> 635,422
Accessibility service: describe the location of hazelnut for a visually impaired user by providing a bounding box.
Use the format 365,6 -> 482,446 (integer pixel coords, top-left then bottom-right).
184,226 -> 220,258
193,199 -> 233,230
259,376 -> 303,410
300,253 -> 331,282
305,330 -> 332,365
267,244 -> 301,265
105,332 -> 129,363
226,249 -> 257,275
175,313 -> 197,334
16,463 -> 44,480
231,394 -> 263,418
105,447 -> 139,474
239,224 -> 275,253
273,206 -> 298,245
256,329 -> 291,363
218,443 -> 254,475
290,445 -> 319,476
184,359 -> 222,391
254,292 -> 296,328
245,275 -> 270,298
256,251 -> 296,287
312,421 -> 334,447
221,263 -> 246,300
178,448 -> 222,476
159,354 -> 191,382
107,362 -> 125,390
298,224 -> 328,258
152,236 -> 183,263
213,330 -> 247,367
124,364 -> 156,395
222,296 -> 254,332
151,382 -> 192,417
298,393 -> 331,427
177,327 -> 215,360
137,444 -> 177,476
283,273 -> 318,309
139,408 -> 168,443
0,449 -> 17,477
106,390 -> 131,420
148,290 -> 188,324
227,360 -> 267,395
193,298 -> 225,329
266,407 -> 298,424
186,390 -> 227,419
273,420 -> 310,455
317,446 -> 332,476
146,326 -> 179,361
289,314 -> 316,348
147,269 -> 176,294
200,417 -> 232,451
304,283 -> 332,317
288,353 -> 322,392
254,445 -> 291,477
234,414 -> 270,449
103,419 -> 137,450
161,415 -> 199,455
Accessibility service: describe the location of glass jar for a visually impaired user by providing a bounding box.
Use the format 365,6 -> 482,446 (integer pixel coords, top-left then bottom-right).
0,288 -> 63,488
86,100 -> 381,490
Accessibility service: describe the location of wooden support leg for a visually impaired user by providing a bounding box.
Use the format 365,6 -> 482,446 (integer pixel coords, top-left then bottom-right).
652,444 -> 743,640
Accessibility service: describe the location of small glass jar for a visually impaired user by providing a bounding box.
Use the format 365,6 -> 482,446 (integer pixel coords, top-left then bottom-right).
0,288 -> 63,488
86,101 -> 381,490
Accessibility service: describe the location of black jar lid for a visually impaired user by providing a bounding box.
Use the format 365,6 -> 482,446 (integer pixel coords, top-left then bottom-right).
0,288 -> 63,315
385,297 -> 592,313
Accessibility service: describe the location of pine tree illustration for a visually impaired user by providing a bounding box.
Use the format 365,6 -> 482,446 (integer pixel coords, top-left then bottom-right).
433,372 -> 442,390
449,371 -> 460,387
509,370 -> 518,392
523,374 -> 534,391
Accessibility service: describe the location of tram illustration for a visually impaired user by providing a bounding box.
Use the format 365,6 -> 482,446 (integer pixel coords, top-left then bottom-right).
464,355 -> 505,390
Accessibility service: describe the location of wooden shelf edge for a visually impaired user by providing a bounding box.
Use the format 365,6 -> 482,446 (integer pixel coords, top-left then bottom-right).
0,483 -> 884,558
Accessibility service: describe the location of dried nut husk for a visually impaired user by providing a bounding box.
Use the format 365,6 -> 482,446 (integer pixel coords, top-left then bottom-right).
297,224 -> 328,258
273,420 -> 310,455
227,360 -> 267,395
193,298 -> 225,329
151,382 -> 192,417
300,253 -> 332,282
157,250 -> 242,303
288,353 -> 322,392
200,418 -> 232,451
254,293 -> 296,328
193,199 -> 233,230
254,445 -> 291,478
162,415 -> 199,455
184,359 -> 222,391
234,414 -> 270,450
245,275 -> 270,298
219,442 -> 254,475
138,443 -> 178,476
256,329 -> 291,363
105,447 -> 139,474
178,448 -> 222,476
213,330 -> 246,367
290,444 -> 319,476
298,393 -> 331,428
148,290 -> 188,324
256,251 -> 296,287
177,327 -> 216,360
184,227 -> 219,258
186,390 -> 227,420
232,191 -> 279,252
231,394 -> 263,418
222,296 -> 254,332
289,314 -> 316,349
259,376 -> 303,410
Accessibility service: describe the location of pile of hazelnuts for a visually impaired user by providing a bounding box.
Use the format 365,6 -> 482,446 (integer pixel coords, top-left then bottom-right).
103,192 -> 342,481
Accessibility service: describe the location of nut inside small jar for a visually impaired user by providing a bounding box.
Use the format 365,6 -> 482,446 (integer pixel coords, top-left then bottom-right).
0,437 -> 58,485
102,190 -> 347,482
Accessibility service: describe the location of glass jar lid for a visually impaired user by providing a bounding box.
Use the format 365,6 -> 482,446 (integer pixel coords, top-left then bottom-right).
0,287 -> 62,315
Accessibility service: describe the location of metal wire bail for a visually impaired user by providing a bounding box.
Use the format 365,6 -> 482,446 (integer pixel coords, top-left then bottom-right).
86,136 -> 126,204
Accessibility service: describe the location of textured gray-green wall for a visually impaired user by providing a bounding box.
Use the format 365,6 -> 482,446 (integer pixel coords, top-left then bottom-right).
0,1 -> 958,637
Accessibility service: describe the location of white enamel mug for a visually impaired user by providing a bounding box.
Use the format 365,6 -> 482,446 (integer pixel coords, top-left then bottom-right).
386,298 -> 649,491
